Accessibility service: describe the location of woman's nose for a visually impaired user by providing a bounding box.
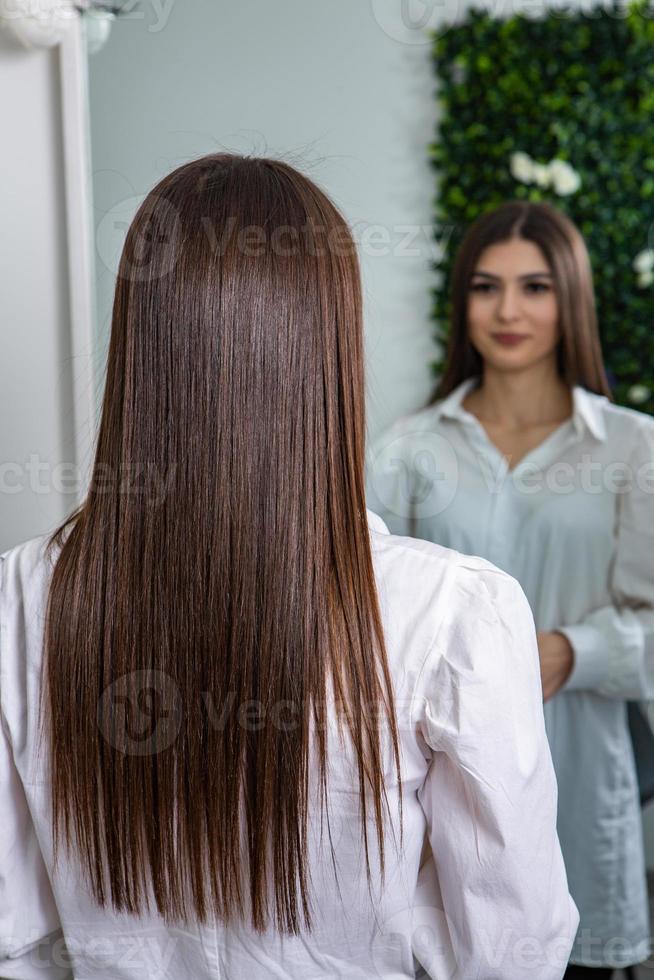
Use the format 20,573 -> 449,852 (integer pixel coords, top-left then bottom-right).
496,287 -> 521,321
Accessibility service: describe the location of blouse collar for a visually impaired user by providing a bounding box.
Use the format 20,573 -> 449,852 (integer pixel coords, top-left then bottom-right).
432,375 -> 608,442
366,508 -> 390,535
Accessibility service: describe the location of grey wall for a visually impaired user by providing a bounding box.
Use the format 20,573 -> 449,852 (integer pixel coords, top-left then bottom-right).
88,0 -> 442,446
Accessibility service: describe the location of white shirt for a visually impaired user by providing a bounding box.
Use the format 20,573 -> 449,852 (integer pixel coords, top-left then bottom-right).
366,375 -> 654,969
0,511 -> 578,979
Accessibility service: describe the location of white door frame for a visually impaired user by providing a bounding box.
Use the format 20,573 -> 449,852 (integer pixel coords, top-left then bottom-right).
0,4 -> 100,508
59,15 -> 98,507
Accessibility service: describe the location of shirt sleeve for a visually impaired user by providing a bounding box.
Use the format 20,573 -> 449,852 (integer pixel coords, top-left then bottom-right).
414,565 -> 579,980
364,419 -> 416,537
0,555 -> 71,980
558,416 -> 654,699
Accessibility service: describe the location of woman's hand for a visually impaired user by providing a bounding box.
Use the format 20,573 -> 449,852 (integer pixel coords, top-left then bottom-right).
536,631 -> 574,702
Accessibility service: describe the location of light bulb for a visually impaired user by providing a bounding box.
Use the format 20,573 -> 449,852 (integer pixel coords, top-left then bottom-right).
83,8 -> 114,54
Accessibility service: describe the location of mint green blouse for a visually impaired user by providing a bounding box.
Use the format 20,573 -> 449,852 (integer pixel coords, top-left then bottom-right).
366,375 -> 654,969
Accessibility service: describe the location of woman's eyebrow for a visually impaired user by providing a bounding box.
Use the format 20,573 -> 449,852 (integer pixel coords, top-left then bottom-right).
471,270 -> 554,281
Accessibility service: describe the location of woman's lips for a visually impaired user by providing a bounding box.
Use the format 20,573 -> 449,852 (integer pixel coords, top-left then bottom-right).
492,333 -> 529,346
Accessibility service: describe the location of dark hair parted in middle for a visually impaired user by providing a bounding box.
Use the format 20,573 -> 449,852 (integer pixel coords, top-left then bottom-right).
430,200 -> 613,404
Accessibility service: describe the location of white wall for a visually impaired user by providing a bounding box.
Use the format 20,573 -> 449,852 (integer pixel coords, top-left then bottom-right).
0,32 -> 76,552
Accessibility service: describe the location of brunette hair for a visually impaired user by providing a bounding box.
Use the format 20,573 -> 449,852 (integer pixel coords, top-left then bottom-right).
42,153 -> 403,934
429,200 -> 613,403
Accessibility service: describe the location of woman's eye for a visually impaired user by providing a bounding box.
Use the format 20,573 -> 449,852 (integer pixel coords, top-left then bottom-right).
469,280 -> 551,294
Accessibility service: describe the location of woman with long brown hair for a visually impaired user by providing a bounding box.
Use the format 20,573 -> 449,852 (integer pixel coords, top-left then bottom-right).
0,157 -> 577,979
367,200 -> 654,978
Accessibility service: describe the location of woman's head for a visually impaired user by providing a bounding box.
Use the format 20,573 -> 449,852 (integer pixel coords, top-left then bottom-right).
43,154 -> 402,933
106,152 -> 367,489
430,201 -> 612,401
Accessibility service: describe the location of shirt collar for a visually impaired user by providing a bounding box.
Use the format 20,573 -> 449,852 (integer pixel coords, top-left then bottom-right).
366,508 -> 390,535
572,384 -> 608,441
432,375 -> 608,442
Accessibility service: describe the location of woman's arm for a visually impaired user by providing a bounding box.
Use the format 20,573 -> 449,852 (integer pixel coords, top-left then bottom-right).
0,555 -> 71,980
365,416 -> 422,537
414,565 -> 579,979
0,708 -> 71,980
558,417 -> 654,700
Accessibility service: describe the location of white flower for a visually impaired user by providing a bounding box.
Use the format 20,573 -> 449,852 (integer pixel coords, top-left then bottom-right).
627,384 -> 651,404
509,152 -> 581,196
638,269 -> 654,288
532,163 -> 552,188
548,159 -> 581,196
633,249 -> 654,274
510,152 -> 535,184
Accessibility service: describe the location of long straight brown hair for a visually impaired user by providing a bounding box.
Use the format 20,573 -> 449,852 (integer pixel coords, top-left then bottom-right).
42,153 -> 403,934
429,200 -> 613,403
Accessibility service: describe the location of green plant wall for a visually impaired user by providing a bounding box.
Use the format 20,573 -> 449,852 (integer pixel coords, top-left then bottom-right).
429,0 -> 654,414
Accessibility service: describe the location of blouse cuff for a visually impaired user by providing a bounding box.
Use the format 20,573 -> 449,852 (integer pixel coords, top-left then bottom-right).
556,623 -> 611,693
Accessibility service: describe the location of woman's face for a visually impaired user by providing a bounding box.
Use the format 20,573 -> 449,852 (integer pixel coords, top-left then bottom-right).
466,237 -> 560,374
